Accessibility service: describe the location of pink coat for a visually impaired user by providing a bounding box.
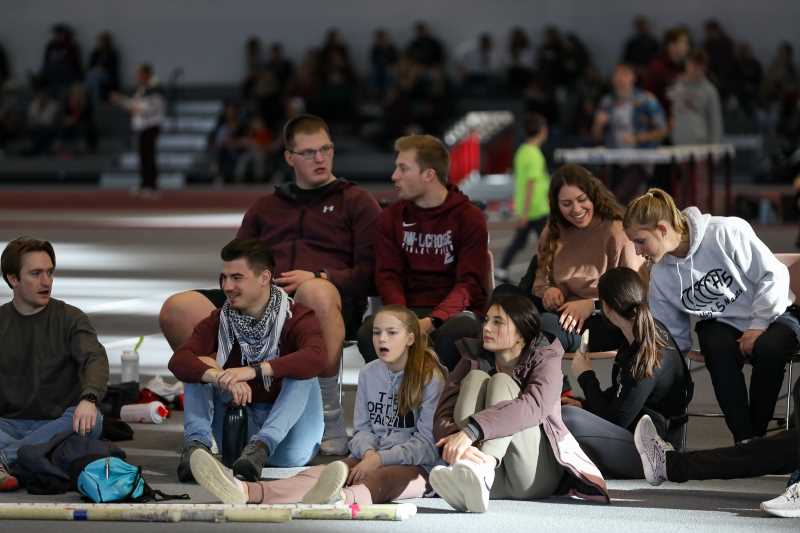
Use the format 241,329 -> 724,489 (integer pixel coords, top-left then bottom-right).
433,336 -> 609,503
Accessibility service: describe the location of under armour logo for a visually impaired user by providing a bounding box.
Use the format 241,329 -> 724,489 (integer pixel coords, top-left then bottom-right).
322,205 -> 335,213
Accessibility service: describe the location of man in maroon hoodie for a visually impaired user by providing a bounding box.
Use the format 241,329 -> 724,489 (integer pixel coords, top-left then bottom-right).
357,134 -> 488,370
160,114 -> 381,456
169,239 -> 327,483
645,26 -> 691,115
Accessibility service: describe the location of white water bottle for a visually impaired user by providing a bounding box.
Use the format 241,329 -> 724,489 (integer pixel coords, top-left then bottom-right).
120,349 -> 140,383
120,401 -> 169,424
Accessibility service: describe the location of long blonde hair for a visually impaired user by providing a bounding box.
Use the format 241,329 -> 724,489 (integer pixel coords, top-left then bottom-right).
624,188 -> 688,235
374,305 -> 446,416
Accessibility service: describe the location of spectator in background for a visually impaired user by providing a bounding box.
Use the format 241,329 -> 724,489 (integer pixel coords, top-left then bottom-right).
369,29 -> 398,97
593,63 -> 667,202
244,36 -> 263,81
58,82 -> 97,154
622,16 -> 660,78
321,29 -> 351,66
40,24 -> 83,96
733,43 -> 763,117
406,22 -> 445,67
266,43 -> 294,93
506,27 -> 534,94
496,113 -> 549,284
0,41 -> 9,88
22,84 -> 61,156
762,42 -> 798,105
111,64 -> 165,196
456,33 -> 501,93
235,116 -> 274,182
537,26 -> 566,88
561,33 -> 591,89
85,32 -> 120,103
645,26 -> 690,114
668,50 -> 723,146
702,20 -> 736,104
211,101 -> 246,181
593,64 -> 667,149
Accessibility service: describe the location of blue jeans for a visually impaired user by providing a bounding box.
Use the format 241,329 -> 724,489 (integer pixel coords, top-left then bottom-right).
183,378 -> 323,467
0,407 -> 104,464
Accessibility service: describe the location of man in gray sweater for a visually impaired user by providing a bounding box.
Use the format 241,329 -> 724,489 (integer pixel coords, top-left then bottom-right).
668,50 -> 724,145
0,237 -> 109,491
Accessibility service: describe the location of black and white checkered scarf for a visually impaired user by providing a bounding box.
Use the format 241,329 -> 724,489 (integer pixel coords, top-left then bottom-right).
216,285 -> 291,390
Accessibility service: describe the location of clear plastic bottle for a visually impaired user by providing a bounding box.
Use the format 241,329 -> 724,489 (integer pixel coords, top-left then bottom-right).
120,349 -> 140,383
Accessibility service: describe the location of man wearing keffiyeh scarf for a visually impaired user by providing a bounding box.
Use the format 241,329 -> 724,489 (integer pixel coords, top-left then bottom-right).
170,239 -> 327,483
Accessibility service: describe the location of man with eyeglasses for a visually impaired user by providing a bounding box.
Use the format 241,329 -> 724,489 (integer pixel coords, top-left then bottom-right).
161,115 -> 381,471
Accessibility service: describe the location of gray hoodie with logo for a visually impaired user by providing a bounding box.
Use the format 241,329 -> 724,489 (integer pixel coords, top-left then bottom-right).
348,359 -> 445,470
649,206 -> 790,353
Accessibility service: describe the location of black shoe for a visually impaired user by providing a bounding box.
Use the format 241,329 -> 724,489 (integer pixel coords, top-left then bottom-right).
177,440 -> 211,483
232,440 -> 269,482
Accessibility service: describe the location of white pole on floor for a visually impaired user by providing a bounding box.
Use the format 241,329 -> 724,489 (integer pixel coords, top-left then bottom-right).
0,502 -> 417,522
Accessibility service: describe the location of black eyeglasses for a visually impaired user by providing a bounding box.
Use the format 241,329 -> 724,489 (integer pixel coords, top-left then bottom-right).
289,144 -> 334,160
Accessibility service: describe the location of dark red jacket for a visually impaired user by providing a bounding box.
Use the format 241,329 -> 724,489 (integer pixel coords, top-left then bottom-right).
645,53 -> 684,114
237,180 -> 381,302
375,186 -> 489,321
168,302 -> 326,404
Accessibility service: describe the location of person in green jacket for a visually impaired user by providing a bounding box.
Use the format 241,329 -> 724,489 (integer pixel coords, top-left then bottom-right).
496,113 -> 549,283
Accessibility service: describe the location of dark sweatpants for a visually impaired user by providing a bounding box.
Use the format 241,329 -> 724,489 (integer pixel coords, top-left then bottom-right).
667,378 -> 800,482
561,405 -> 644,479
695,312 -> 800,442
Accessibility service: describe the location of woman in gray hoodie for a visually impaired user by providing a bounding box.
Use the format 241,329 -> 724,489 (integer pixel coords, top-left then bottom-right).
188,304 -> 446,505
625,188 -> 800,444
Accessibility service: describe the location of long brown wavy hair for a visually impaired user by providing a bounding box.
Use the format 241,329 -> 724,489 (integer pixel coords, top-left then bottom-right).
374,305 -> 446,416
539,164 -> 624,284
598,267 -> 666,380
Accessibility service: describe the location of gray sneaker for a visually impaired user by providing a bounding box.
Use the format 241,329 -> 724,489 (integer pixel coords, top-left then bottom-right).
232,440 -> 269,482
761,482 -> 800,518
177,440 -> 211,483
302,461 -> 348,504
634,414 -> 672,486
190,448 -> 247,504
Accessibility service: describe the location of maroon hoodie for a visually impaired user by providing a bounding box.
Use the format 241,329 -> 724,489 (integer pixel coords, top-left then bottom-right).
168,302 -> 326,404
375,186 -> 489,321
237,180 -> 381,302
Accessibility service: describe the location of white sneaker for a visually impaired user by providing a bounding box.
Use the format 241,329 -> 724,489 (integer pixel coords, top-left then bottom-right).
430,460 -> 494,513
761,482 -> 800,518
302,461 -> 348,505
430,465 -> 466,512
633,414 -> 672,486
190,448 -> 247,504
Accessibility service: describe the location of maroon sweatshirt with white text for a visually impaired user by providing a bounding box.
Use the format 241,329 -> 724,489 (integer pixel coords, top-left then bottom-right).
375,186 -> 489,321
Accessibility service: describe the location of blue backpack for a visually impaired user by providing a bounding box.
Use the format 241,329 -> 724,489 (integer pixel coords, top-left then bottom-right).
77,457 -> 188,503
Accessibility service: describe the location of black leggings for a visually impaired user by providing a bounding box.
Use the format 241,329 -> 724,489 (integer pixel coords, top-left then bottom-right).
667,378 -> 800,482
561,405 -> 644,479
695,316 -> 800,442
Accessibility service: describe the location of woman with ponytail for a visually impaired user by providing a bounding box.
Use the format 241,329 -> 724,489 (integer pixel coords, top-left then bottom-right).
561,267 -> 691,479
533,164 -> 643,353
625,188 -> 800,444
189,304 -> 447,506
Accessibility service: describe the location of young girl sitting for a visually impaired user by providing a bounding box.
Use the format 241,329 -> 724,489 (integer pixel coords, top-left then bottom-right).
189,304 -> 446,505
431,292 -> 608,513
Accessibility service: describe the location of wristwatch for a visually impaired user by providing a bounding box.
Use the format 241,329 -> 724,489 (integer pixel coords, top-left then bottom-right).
80,393 -> 98,404
250,362 -> 264,383
314,271 -> 322,279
